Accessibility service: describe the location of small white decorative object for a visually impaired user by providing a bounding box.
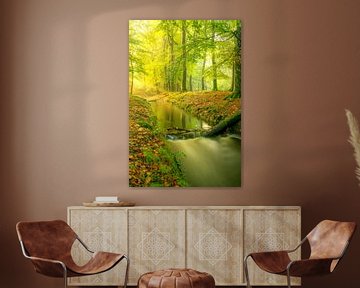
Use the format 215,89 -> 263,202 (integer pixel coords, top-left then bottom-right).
94,196 -> 119,203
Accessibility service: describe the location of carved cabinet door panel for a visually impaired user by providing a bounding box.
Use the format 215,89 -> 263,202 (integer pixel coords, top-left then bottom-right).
128,209 -> 186,284
186,209 -> 243,285
243,209 -> 301,286
68,208 -> 128,286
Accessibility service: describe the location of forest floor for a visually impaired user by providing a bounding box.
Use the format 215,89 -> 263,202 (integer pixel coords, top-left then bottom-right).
129,91 -> 241,187
147,91 -> 241,126
129,95 -> 187,187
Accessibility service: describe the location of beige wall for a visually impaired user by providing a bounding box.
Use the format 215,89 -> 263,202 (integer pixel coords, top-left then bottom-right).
1,0 -> 360,287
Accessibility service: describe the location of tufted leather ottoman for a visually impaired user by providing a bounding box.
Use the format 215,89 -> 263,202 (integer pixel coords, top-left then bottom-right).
138,268 -> 215,288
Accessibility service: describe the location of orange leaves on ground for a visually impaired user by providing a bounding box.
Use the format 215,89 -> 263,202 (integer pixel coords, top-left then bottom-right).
167,91 -> 241,126
129,96 -> 186,187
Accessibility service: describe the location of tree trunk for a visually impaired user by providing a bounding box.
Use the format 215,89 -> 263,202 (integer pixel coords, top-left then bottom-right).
189,75 -> 193,91
170,35 -> 175,91
201,53 -> 206,90
230,61 -> 235,91
211,21 -> 218,91
130,58 -> 134,95
212,52 -> 217,91
233,20 -> 241,97
163,38 -> 168,91
181,20 -> 187,92
131,71 -> 134,95
204,111 -> 241,137
201,22 -> 208,91
164,21 -> 176,92
164,64 -> 168,90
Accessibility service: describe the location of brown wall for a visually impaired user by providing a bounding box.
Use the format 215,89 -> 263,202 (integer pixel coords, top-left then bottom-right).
1,0 -> 360,287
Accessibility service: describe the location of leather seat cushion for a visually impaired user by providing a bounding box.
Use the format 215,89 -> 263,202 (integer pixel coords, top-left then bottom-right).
138,268 -> 215,288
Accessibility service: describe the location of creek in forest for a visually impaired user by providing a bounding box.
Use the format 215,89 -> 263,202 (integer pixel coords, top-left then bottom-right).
151,100 -> 241,187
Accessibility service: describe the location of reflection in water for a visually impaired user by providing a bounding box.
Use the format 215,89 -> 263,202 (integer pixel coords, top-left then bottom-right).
170,137 -> 241,187
151,101 -> 211,131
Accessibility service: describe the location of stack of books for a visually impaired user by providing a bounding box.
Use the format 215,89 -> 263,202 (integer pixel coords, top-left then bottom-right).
93,196 -> 119,204
83,196 -> 135,207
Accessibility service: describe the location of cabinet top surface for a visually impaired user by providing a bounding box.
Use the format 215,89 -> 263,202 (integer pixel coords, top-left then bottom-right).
68,205 -> 301,210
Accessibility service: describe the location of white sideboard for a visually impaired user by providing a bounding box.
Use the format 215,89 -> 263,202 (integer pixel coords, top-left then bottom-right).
67,206 -> 301,286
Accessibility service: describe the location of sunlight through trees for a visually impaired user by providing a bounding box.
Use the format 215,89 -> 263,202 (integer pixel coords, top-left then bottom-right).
129,20 -> 241,97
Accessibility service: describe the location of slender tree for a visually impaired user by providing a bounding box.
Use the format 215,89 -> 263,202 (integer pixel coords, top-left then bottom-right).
129,22 -> 145,94
201,21 -> 208,91
232,20 -> 241,98
161,20 -> 177,92
211,20 -> 218,91
230,61 -> 235,91
129,20 -> 240,94
130,58 -> 134,94
181,20 -> 187,92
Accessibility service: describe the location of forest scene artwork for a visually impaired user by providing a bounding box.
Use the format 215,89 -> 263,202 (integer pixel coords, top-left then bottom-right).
129,20 -> 241,187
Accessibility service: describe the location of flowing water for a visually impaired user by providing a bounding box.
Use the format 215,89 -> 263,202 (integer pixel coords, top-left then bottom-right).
170,137 -> 241,187
151,100 -> 241,187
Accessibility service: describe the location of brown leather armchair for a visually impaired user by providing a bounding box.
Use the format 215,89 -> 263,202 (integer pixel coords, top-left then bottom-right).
244,220 -> 356,288
16,220 -> 129,288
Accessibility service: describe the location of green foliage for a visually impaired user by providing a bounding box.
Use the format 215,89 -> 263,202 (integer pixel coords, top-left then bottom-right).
142,148 -> 157,164
137,115 -> 157,130
129,20 -> 241,94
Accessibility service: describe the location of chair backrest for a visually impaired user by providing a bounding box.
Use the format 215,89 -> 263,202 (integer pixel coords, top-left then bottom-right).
307,220 -> 356,261
16,220 -> 77,261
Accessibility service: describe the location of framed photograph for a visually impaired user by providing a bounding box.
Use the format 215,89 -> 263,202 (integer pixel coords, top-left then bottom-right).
129,20 -> 241,187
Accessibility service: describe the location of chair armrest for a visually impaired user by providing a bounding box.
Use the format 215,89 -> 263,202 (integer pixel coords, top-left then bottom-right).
25,255 -> 67,278
19,239 -> 67,277
286,237 -> 307,253
245,250 -> 291,263
245,237 -> 306,260
245,237 -> 306,258
25,255 -> 64,265
76,236 -> 94,253
287,258 -> 336,277
247,250 -> 290,258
